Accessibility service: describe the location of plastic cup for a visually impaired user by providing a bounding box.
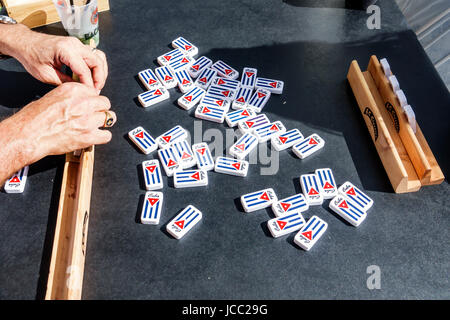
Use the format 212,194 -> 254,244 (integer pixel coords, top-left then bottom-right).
53,0 -> 99,46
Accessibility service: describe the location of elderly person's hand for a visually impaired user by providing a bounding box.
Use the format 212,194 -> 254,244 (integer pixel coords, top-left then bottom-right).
2,24 -> 107,90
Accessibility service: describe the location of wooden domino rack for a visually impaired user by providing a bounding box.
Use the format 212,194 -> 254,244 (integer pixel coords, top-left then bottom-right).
347,55 -> 444,193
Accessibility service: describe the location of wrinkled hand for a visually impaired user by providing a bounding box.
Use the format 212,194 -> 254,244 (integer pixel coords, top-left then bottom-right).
11,24 -> 108,90
6,82 -> 116,165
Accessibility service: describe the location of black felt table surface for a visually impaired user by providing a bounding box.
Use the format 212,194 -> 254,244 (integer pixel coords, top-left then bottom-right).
0,0 -> 449,299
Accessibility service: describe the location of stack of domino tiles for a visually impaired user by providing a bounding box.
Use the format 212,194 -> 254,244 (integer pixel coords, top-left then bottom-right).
240,167 -> 374,251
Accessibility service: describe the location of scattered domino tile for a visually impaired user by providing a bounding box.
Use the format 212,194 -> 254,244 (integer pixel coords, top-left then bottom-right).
292,134 -> 325,159
388,75 -> 400,92
158,146 -> 182,177
212,77 -> 240,90
172,37 -> 198,57
4,166 -> 29,193
195,68 -> 218,90
172,140 -> 197,169
168,55 -> 195,73
189,56 -> 213,78
229,132 -> 258,159
138,87 -> 169,107
166,205 -> 202,239
175,69 -> 194,93
174,170 -> 208,188
195,104 -> 227,123
272,194 -> 309,217
141,191 -> 163,225
192,142 -> 214,171
200,95 -> 230,112
225,108 -> 256,127
157,48 -> 184,66
271,128 -> 303,151
237,113 -> 270,133
300,174 -> 324,206
240,67 -> 257,89
155,66 -> 177,89
241,188 -> 278,213
337,181 -> 373,211
329,195 -> 367,227
214,157 -> 249,177
379,58 -> 391,77
253,121 -> 286,143
255,77 -> 284,94
315,168 -> 337,199
232,87 -> 253,110
207,85 -> 236,101
404,104 -> 417,133
395,89 -> 407,108
142,160 -> 163,190
138,69 -> 161,90
267,212 -> 306,238
247,88 -> 271,112
294,215 -> 328,251
156,125 -> 188,149
211,60 -> 239,79
178,86 -> 206,110
128,126 -> 158,154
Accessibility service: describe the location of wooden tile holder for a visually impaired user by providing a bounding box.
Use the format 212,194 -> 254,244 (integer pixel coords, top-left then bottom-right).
347,55 -> 444,193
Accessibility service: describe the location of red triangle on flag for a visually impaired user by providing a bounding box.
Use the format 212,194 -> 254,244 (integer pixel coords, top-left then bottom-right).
184,45 -> 192,50
135,132 -> 144,139
147,197 -> 159,206
260,192 -> 270,201
309,138 -> 318,145
9,176 -> 20,183
222,90 -> 230,97
257,92 -> 266,98
280,202 -> 291,212
192,65 -> 199,70
218,79 -> 225,85
167,159 -> 177,167
148,79 -> 157,84
338,200 -> 349,209
302,231 -> 312,240
269,81 -> 277,88
245,72 -> 254,78
185,96 -> 193,102
202,107 -> 211,114
164,55 -> 172,61
162,136 -> 172,142
277,220 -> 287,230
175,220 -> 185,229
191,172 -> 200,180
216,100 -> 223,106
146,165 -> 156,173
236,144 -> 245,151
245,121 -> 254,128
197,148 -> 206,155
270,124 -> 279,131
181,58 -> 189,63
154,89 -> 162,95
308,188 -> 319,195
231,162 -> 241,170
237,97 -> 245,103
279,136 -> 288,144
241,110 -> 250,116
323,182 -> 334,189
164,75 -> 172,81
182,79 -> 190,85
346,187 -> 356,196
182,152 -> 192,159
224,69 -> 233,75
199,77 -> 207,83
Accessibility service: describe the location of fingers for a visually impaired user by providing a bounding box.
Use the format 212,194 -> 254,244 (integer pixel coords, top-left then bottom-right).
86,110 -> 117,130
61,51 -> 95,88
80,45 -> 108,91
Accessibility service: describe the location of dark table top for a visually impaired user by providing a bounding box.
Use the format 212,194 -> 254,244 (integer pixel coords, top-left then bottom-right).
0,0 -> 449,299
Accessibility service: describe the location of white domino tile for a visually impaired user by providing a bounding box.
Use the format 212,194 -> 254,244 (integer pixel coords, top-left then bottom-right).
294,216 -> 328,251
178,86 -> 206,110
232,87 -> 253,110
156,125 -> 188,149
138,69 -> 161,90
200,95 -> 230,112
255,77 -> 284,94
240,67 -> 257,89
271,128 -> 303,151
214,157 -> 249,177
237,113 -> 270,133
195,68 -> 217,90
211,60 -> 239,79
267,212 -> 306,238
175,69 -> 195,93
174,169 -> 208,188
225,108 -> 256,127
229,132 -> 258,159
168,55 -> 195,73
380,58 -> 391,77
128,126 -> 158,154
141,191 -> 163,225
272,194 -> 309,217
292,134 -> 325,159
315,168 -> 338,199
142,160 -> 163,190
192,142 -> 214,171
207,85 -> 236,101
388,75 -> 400,92
172,140 -> 196,169
155,66 -> 177,89
247,88 -> 271,112
4,166 -> 29,193
166,205 -> 202,239
158,146 -> 182,177
157,48 -> 184,66
329,195 -> 367,227
404,104 -> 417,133
138,87 -> 169,107
337,181 -> 373,212
172,37 -> 198,57
253,121 -> 286,143
189,56 -> 213,78
395,89 -> 407,108
241,188 -> 278,212
211,77 -> 240,90
300,174 -> 324,206
195,104 -> 227,123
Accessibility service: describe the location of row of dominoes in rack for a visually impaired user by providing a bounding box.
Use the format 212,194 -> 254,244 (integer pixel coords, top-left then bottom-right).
241,168 -> 374,251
